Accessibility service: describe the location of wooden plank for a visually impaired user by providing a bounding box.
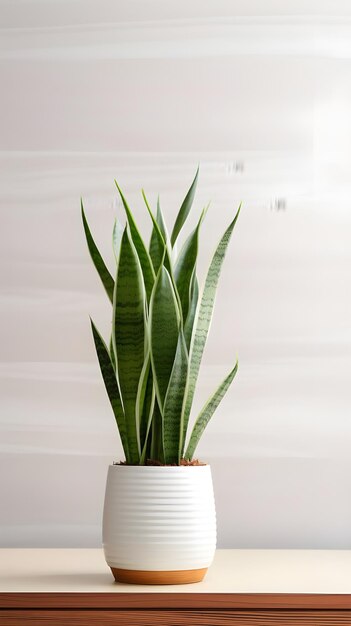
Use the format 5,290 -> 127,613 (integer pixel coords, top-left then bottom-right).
1,609 -> 351,626
1,593 -> 351,610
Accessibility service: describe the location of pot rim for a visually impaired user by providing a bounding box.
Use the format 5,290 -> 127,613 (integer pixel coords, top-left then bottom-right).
109,463 -> 210,470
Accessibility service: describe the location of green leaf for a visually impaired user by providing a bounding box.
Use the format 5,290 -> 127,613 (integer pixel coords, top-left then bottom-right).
150,400 -> 164,462
90,319 -> 129,460
146,192 -> 165,272
139,376 -> 156,465
156,196 -> 167,239
149,265 -> 180,411
112,218 -> 124,263
109,334 -> 116,371
180,204 -> 241,456
135,354 -> 152,454
81,200 -> 114,303
185,360 -> 238,460
113,227 -> 146,464
143,191 -> 185,325
163,332 -> 189,464
142,189 -> 171,274
174,208 -> 205,321
115,182 -> 155,301
170,167 -> 199,247
184,269 -> 199,351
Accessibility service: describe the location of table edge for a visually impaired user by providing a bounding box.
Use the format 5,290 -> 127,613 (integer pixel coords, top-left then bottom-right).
1,592 -> 351,610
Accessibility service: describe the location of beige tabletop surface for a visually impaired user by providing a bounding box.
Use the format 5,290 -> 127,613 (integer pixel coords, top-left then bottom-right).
0,549 -> 351,594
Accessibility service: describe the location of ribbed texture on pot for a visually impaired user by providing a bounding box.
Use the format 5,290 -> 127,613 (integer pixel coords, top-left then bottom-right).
102,465 -> 217,571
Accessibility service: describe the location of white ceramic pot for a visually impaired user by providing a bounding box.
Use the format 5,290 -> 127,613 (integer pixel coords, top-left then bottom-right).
102,464 -> 216,584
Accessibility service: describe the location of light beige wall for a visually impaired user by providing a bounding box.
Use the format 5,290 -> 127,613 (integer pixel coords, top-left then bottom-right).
1,0 -> 351,547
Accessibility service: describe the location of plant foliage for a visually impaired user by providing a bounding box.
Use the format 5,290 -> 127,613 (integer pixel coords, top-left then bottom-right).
82,169 -> 240,464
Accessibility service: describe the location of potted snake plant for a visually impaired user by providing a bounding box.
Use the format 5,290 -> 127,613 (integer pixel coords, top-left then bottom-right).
82,168 -> 240,584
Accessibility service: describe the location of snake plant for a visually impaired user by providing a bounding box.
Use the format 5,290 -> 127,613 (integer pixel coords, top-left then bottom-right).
82,169 -> 240,465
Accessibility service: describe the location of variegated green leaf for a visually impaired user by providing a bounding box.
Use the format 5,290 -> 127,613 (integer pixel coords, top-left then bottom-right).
163,332 -> 189,464
149,265 -> 180,411
182,273 -> 199,441
185,360 -> 238,460
142,190 -> 172,274
90,319 -> 129,460
170,166 -> 199,247
150,400 -> 164,462
180,204 -> 241,456
135,354 -> 152,454
156,196 -> 167,239
174,208 -> 205,321
109,334 -> 116,371
143,191 -> 185,323
81,200 -> 114,303
147,195 -> 166,272
112,217 -> 124,263
139,380 -> 156,465
115,182 -> 155,301
183,269 -> 199,352
113,227 -> 146,464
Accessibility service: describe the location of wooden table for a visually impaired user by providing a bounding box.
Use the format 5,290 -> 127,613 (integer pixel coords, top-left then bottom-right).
1,549 -> 351,624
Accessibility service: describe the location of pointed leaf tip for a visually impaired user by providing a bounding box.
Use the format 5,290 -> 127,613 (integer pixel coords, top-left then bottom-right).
81,203 -> 114,303
171,167 -> 200,247
115,183 -> 155,300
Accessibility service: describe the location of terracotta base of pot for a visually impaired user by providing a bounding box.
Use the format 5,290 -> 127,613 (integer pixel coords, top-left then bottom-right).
111,566 -> 208,585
